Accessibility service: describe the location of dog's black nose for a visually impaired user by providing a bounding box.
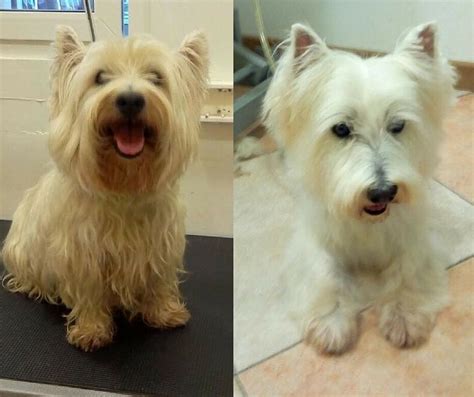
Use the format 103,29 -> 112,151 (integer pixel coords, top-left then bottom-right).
367,184 -> 398,203
116,92 -> 145,118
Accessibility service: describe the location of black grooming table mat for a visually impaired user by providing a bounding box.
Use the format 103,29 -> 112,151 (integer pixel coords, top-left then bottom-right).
0,220 -> 232,396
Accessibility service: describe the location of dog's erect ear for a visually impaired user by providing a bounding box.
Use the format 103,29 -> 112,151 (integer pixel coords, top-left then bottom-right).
55,25 -> 85,64
52,25 -> 85,79
50,26 -> 85,119
395,22 -> 438,59
178,30 -> 209,82
290,23 -> 328,64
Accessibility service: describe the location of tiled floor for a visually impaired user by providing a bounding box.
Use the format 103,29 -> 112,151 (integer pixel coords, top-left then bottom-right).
234,94 -> 474,396
436,94 -> 474,203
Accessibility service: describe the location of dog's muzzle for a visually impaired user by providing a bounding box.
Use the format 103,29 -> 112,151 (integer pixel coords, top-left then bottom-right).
116,92 -> 145,119
108,91 -> 156,159
364,184 -> 398,216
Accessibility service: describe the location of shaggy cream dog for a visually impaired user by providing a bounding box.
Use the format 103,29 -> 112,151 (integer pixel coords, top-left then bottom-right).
2,26 -> 208,351
263,22 -> 456,354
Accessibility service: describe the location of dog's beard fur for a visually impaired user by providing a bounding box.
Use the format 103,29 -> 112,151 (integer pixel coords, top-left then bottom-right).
1,26 -> 208,351
264,23 -> 456,354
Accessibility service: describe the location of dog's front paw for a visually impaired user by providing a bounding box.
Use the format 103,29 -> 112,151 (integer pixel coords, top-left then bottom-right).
379,304 -> 434,348
305,310 -> 359,354
142,299 -> 190,329
67,321 -> 114,352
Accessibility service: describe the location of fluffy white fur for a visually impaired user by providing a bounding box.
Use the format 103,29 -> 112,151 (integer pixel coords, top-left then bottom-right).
2,26 -> 208,351
263,22 -> 456,354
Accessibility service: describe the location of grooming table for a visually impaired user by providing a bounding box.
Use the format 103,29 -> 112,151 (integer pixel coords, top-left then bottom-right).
0,220 -> 232,396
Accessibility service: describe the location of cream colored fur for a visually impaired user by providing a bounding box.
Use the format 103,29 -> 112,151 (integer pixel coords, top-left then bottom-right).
2,26 -> 208,351
263,22 -> 456,354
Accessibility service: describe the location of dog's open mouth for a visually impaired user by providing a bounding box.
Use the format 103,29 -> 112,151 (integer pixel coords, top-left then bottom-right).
363,203 -> 387,216
108,122 -> 154,159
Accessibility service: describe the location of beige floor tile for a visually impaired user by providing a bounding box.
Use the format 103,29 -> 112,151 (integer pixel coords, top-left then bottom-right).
234,154 -> 301,371
239,259 -> 474,397
436,94 -> 474,203
234,152 -> 474,372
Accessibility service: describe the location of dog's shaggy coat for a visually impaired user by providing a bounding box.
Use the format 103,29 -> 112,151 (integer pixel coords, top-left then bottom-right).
263,22 -> 456,354
2,26 -> 208,351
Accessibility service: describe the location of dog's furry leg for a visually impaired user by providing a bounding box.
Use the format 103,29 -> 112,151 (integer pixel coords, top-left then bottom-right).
139,276 -> 190,329
288,231 -> 362,354
1,204 -> 59,303
304,282 -> 362,354
141,295 -> 190,329
378,255 -> 448,348
58,256 -> 115,352
379,301 -> 434,348
66,305 -> 115,352
1,254 -> 45,300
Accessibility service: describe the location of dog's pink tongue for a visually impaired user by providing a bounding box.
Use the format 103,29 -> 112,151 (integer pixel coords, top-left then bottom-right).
113,124 -> 145,156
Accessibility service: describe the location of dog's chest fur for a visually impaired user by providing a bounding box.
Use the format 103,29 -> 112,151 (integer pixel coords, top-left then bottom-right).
64,183 -> 184,307
302,195 -> 427,271
30,171 -> 184,294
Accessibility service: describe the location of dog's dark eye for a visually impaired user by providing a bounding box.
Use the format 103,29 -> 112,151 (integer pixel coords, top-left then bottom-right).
389,120 -> 405,134
332,123 -> 351,138
149,71 -> 163,86
95,71 -> 107,85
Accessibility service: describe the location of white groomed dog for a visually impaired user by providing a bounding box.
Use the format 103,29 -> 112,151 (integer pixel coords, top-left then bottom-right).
264,22 -> 456,354
2,26 -> 208,351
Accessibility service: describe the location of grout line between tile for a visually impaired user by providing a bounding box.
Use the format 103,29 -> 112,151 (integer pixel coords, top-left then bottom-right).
434,179 -> 473,206
433,177 -> 474,269
234,374 -> 249,397
447,254 -> 474,269
433,179 -> 474,268
236,339 -> 302,375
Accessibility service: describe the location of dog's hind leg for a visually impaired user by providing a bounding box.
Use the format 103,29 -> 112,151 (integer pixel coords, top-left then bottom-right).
1,232 -> 56,302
